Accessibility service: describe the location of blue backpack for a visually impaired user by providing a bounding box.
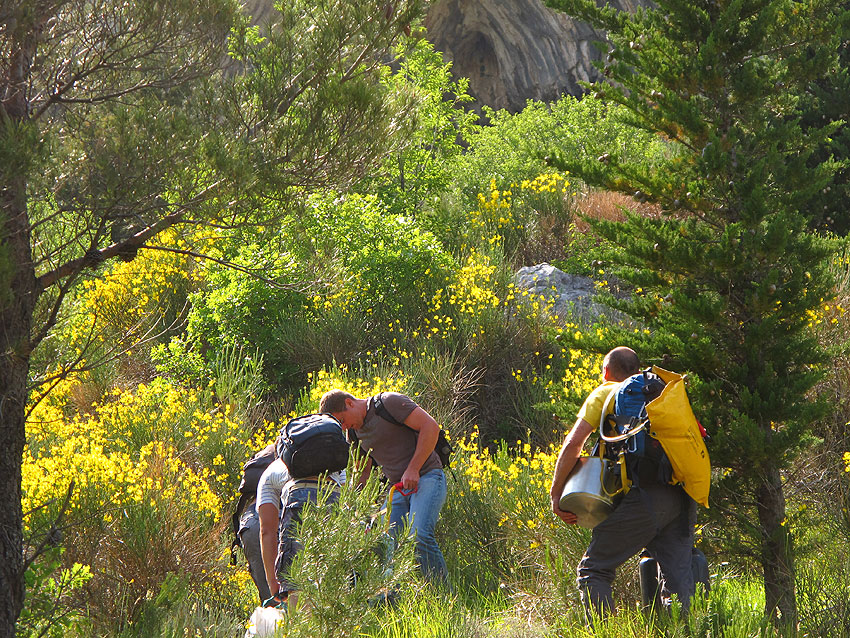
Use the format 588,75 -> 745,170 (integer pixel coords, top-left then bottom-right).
606,369 -> 671,485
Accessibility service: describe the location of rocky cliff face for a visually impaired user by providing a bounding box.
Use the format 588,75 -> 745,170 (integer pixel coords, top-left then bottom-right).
425,0 -> 646,112
239,0 -> 647,112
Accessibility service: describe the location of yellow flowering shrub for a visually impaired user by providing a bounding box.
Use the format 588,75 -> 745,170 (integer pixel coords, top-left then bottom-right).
200,563 -> 258,620
68,228 -> 203,354
807,300 -> 847,328
417,251 -> 514,349
463,171 -> 573,258
447,253 -> 501,316
546,339 -> 605,413
520,172 -> 572,195
23,375 -> 264,623
299,367 -> 409,413
441,428 -> 591,593
458,433 -> 561,544
26,378 -> 256,506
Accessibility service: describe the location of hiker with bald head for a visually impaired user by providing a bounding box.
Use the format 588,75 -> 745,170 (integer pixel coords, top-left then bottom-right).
549,346 -> 697,618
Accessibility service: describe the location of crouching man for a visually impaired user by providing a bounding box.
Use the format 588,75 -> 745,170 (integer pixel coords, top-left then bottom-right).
256,452 -> 345,609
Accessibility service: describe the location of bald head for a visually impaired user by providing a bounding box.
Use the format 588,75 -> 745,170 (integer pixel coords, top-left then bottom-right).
604,347 -> 640,382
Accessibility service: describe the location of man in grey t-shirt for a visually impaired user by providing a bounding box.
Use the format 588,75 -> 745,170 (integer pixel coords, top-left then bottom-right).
319,390 -> 448,585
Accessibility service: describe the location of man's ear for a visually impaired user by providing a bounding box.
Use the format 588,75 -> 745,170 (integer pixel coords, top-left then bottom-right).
343,397 -> 354,410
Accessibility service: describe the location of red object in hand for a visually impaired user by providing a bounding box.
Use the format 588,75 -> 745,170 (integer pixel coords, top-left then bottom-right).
393,481 -> 417,496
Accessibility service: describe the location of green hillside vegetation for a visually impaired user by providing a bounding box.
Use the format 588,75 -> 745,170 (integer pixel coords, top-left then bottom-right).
5,0 -> 850,636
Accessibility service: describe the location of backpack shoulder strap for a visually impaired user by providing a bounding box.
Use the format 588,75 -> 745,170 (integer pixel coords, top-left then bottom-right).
372,392 -> 407,427
601,382 -> 622,429
348,427 -> 360,446
374,393 -> 456,474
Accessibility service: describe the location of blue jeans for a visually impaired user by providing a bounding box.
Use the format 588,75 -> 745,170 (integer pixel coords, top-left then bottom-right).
276,485 -> 340,592
388,468 -> 448,584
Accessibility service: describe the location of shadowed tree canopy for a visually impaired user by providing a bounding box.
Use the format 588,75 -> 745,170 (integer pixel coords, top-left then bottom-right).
0,0 -> 423,634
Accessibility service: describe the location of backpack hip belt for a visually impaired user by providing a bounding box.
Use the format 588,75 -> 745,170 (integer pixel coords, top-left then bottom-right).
289,477 -> 342,492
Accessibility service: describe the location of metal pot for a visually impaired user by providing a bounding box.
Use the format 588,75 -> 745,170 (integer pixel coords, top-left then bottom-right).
559,456 -> 620,528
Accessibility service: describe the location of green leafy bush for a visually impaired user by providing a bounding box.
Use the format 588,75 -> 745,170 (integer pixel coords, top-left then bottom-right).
18,547 -> 92,638
447,95 -> 669,209
183,237 -> 312,388
183,193 -> 457,390
361,37 -> 478,217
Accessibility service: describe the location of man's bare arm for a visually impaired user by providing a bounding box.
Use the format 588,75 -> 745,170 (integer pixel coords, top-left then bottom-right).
399,406 -> 440,491
258,503 -> 281,596
549,418 -> 595,525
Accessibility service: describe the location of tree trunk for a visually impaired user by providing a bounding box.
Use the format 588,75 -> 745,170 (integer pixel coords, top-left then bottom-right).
0,364 -> 28,638
1,13 -> 40,633
0,177 -> 37,638
757,466 -> 797,630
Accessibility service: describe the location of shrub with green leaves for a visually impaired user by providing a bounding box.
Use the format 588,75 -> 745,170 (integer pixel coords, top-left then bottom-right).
182,192 -> 457,391
299,192 -> 455,319
445,95 -> 669,209
361,37 -> 478,217
183,235 -> 312,388
18,548 -> 92,638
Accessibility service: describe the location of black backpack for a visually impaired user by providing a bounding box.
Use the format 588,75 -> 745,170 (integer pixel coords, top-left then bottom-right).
356,393 -> 453,468
276,413 -> 350,479
230,443 -> 276,563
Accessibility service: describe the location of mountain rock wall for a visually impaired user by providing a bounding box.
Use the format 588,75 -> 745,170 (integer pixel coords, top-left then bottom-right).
240,0 -> 649,111
425,0 -> 646,111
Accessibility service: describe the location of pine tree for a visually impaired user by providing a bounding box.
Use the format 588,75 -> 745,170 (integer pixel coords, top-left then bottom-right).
800,8 -> 850,233
544,0 -> 849,625
282,467 -> 418,638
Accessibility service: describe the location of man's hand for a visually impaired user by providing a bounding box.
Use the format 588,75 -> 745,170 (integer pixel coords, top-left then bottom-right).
400,466 -> 420,492
551,495 -> 578,524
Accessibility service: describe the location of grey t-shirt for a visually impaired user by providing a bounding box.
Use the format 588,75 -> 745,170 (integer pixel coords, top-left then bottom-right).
351,392 -> 442,484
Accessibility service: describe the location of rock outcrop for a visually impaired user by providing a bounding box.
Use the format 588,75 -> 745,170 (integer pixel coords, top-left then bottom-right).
239,0 -> 649,113
515,263 -> 609,323
425,0 -> 647,111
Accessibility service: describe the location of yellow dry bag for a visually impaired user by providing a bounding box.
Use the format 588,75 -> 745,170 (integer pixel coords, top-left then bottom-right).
645,367 -> 711,507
